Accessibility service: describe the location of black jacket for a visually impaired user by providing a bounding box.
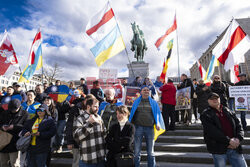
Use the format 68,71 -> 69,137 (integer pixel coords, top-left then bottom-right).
35,93 -> 48,103
210,81 -> 228,106
105,121 -> 135,167
56,101 -> 70,121
177,78 -> 194,99
0,107 -> 29,153
200,106 -> 244,154
65,103 -> 83,148
196,84 -> 210,113
235,80 -> 250,86
22,116 -> 56,154
91,88 -> 104,103
80,84 -> 88,95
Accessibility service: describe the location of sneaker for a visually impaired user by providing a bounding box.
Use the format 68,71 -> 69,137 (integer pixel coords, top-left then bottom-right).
57,146 -> 63,153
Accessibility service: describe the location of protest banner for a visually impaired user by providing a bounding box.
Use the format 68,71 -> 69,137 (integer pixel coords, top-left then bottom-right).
229,86 -> 250,111
99,68 -> 118,79
123,86 -> 141,107
175,86 -> 191,110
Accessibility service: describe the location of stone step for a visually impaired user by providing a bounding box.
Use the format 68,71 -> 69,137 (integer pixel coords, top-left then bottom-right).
142,143 -> 250,154
50,158 -> 231,167
174,124 -> 250,131
163,129 -> 250,137
140,151 -> 250,165
156,136 -> 250,145
51,151 -> 250,165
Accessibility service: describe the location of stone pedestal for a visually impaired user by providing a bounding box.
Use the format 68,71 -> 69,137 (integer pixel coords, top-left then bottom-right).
127,61 -> 149,82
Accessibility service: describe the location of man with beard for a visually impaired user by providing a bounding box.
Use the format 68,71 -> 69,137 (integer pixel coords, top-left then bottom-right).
73,98 -> 106,167
98,88 -> 123,130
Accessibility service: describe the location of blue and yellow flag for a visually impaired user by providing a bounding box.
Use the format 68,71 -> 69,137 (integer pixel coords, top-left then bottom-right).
19,30 -> 42,82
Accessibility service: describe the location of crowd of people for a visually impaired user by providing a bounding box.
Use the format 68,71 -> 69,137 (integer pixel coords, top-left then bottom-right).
0,72 -> 249,167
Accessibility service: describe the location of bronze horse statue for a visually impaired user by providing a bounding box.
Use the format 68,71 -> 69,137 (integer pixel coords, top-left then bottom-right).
130,22 -> 147,62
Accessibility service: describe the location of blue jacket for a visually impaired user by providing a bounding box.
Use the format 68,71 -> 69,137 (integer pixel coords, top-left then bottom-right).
129,96 -> 163,127
22,116 -> 56,154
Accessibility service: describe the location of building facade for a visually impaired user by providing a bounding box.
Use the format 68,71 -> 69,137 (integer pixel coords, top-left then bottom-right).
190,18 -> 250,82
0,72 -> 44,91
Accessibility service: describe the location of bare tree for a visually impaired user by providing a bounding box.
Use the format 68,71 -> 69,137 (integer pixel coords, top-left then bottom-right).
43,63 -> 63,83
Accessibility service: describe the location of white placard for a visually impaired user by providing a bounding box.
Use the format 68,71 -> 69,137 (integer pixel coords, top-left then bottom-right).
99,68 -> 118,79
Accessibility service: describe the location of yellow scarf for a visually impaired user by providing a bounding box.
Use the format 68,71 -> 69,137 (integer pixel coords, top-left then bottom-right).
31,118 -> 42,145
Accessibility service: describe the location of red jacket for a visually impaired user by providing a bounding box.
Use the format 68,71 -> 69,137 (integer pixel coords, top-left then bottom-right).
159,83 -> 176,105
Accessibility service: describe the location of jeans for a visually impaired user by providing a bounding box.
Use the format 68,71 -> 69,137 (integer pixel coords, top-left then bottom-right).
79,160 -> 105,167
27,152 -> 48,167
134,125 -> 155,167
55,120 -> 66,148
228,98 -> 235,111
240,111 -> 247,130
212,149 -> 247,167
72,148 -> 80,167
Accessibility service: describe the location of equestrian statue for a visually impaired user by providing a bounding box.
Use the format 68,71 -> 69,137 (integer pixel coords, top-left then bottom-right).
130,22 -> 147,62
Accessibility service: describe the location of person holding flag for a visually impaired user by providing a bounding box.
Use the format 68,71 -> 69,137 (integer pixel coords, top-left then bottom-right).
129,85 -> 165,167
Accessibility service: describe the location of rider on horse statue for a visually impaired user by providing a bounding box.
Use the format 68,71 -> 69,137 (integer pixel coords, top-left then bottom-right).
130,22 -> 147,62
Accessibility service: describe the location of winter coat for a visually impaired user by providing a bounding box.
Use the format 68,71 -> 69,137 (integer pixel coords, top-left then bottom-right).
210,81 -> 228,106
0,107 -> 28,153
196,84 -> 210,113
200,106 -> 244,154
106,121 -> 135,167
177,78 -> 194,99
159,83 -> 176,105
22,115 -> 56,154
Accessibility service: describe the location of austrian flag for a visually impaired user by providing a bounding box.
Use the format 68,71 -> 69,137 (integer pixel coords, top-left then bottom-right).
213,19 -> 250,71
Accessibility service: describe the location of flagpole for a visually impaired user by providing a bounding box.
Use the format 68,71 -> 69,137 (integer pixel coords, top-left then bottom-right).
175,11 -> 181,83
109,0 -> 136,79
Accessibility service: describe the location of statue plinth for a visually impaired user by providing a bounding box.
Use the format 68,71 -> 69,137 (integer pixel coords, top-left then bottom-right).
127,61 -> 149,82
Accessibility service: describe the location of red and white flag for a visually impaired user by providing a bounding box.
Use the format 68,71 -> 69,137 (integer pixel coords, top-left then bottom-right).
230,64 -> 240,83
0,31 -> 19,78
197,60 -> 206,80
155,14 -> 177,51
213,19 -> 250,71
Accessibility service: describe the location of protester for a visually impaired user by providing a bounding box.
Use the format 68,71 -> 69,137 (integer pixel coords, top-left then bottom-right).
91,80 -> 104,103
210,75 -> 228,107
22,104 -> 56,167
129,85 -> 163,167
44,96 -> 58,167
200,92 -> 247,167
54,100 -> 70,153
55,80 -> 61,86
0,87 -> 7,96
80,78 -> 88,95
21,90 -> 41,119
192,79 -> 198,123
73,98 -> 106,167
159,78 -> 176,131
98,88 -> 123,130
143,77 -> 156,97
69,81 -> 76,90
121,78 -> 128,87
0,86 -> 15,102
65,94 -> 94,167
0,99 -> 28,167
235,73 -> 250,131
43,83 -> 49,94
177,74 -> 194,126
13,83 -> 27,103
196,79 -> 210,114
130,76 -> 142,87
35,84 -> 47,103
106,105 -> 135,167
71,90 -> 85,106
154,76 -> 163,88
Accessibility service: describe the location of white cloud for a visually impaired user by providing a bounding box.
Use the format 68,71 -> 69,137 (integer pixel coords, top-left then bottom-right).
1,0 -> 250,82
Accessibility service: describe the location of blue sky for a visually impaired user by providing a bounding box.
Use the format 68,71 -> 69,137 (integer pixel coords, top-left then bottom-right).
0,0 -> 250,81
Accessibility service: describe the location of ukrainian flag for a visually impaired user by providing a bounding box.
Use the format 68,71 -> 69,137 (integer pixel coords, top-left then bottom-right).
19,31 -> 42,82
204,55 -> 220,83
85,2 -> 125,67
